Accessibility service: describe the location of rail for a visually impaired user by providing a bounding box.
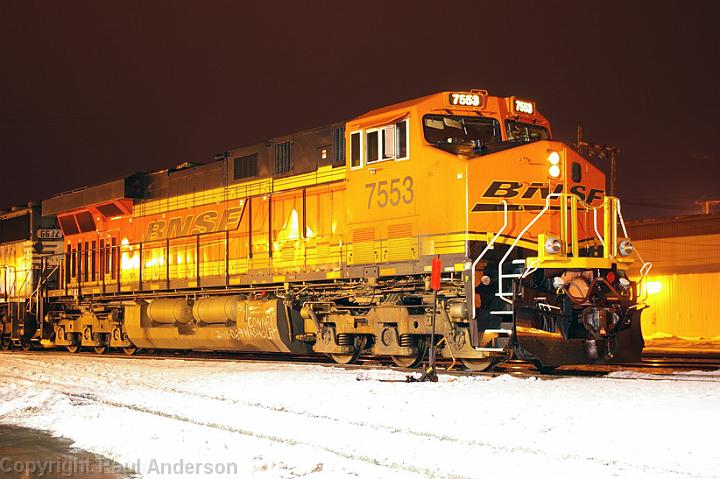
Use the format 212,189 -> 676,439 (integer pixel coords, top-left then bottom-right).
26,261 -> 59,314
0,265 -> 33,301
46,226 -> 348,295
496,193 -> 562,304
616,200 -> 653,304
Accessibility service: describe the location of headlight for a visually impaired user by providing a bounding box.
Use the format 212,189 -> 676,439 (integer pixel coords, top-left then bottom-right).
544,237 -> 562,254
547,151 -> 561,165
618,240 -> 634,257
548,165 -> 561,178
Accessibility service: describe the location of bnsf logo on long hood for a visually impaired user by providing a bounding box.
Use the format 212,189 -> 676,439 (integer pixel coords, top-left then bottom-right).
481,181 -> 604,204
145,207 -> 244,241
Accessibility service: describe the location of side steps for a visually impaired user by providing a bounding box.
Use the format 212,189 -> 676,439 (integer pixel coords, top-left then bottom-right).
472,259 -> 523,353
475,322 -> 513,352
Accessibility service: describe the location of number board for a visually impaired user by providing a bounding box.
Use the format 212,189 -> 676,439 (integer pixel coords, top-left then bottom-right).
511,97 -> 535,115
37,228 -> 63,239
448,92 -> 483,108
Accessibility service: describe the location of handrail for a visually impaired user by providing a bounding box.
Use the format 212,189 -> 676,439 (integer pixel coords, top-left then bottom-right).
616,199 -> 630,239
492,194 -> 652,308
51,227 -> 347,291
469,200 -> 508,320
564,193 -> 606,248
16,268 -> 31,296
27,264 -> 59,306
616,199 -> 653,302
497,193 -> 562,304
593,208 -> 604,248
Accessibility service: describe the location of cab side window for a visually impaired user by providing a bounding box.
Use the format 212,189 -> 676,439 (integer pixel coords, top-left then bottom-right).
395,120 -> 408,159
378,120 -> 409,161
350,132 -> 362,168
366,130 -> 380,163
350,119 -> 409,168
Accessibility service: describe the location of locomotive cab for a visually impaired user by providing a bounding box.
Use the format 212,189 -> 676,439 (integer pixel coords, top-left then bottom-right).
345,91 -> 647,369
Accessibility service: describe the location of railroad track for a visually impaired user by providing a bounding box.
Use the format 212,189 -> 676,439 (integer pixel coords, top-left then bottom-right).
2,347 -> 718,383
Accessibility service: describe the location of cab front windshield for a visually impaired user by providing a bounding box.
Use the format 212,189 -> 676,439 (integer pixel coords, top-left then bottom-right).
423,115 -> 500,157
506,120 -> 550,143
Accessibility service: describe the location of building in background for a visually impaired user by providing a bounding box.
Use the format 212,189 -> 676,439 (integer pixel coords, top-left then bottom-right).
628,213 -> 720,338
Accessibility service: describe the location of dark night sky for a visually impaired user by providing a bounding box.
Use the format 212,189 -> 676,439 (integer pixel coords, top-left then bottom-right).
1,0 -> 718,219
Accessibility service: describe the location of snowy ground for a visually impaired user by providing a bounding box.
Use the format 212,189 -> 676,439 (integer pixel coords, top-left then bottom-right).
0,353 -> 719,479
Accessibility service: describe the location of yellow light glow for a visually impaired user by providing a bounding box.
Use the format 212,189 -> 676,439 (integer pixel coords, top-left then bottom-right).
548,165 -> 561,178
547,151 -> 561,165
646,281 -> 662,295
286,209 -> 300,240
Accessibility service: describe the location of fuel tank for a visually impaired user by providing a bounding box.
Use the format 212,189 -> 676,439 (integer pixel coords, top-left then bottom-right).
123,297 -> 311,353
146,298 -> 193,324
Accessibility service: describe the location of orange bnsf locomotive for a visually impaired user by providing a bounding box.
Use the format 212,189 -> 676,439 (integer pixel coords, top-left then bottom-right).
0,90 -> 649,370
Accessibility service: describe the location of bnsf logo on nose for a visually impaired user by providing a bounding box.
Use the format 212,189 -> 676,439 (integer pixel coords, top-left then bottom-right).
482,181 -> 604,204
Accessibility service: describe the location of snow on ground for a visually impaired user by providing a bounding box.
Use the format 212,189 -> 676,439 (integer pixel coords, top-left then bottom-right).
0,353 -> 719,479
644,332 -> 720,353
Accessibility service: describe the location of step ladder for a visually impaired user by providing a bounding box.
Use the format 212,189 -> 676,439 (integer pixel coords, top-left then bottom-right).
26,262 -> 59,316
490,258 -> 525,313
476,322 -> 514,351
480,258 -> 523,353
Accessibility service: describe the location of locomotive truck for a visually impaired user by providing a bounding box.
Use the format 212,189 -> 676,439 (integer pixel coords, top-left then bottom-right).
0,90 -> 649,370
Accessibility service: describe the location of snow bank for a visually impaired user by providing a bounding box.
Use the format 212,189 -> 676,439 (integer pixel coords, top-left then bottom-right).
644,333 -> 720,353
1,354 -> 719,478
645,331 -> 720,342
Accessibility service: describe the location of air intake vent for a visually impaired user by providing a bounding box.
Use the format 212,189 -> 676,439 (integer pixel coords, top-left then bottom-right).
388,223 -> 412,239
274,141 -> 292,174
353,227 -> 375,243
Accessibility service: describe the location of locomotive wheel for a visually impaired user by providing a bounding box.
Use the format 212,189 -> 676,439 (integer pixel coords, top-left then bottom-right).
122,346 -> 138,356
1,337 -> 11,351
20,340 -> 32,352
93,346 -> 107,355
330,335 -> 366,365
67,344 -> 81,353
330,350 -> 361,365
460,358 -> 496,372
390,338 -> 426,368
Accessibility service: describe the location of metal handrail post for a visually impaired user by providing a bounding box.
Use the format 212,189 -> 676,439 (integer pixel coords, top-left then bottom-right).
497,193 -> 562,304
469,200 -> 508,321
570,196 -> 579,257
